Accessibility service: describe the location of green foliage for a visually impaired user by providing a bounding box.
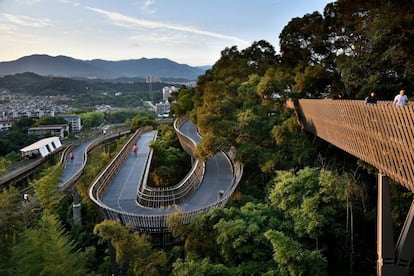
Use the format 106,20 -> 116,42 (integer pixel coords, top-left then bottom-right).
94,220 -> 168,275
0,187 -> 22,273
172,258 -> 233,276
269,168 -> 345,241
35,116 -> 67,126
0,151 -> 22,176
2,2 -> 409,274
214,203 -> 277,270
265,230 -> 327,275
32,164 -> 62,211
130,114 -> 156,132
79,111 -> 105,128
149,124 -> 191,187
167,210 -> 220,259
104,109 -> 142,124
170,86 -> 195,117
4,151 -> 23,162
10,211 -> 90,276
0,118 -> 37,156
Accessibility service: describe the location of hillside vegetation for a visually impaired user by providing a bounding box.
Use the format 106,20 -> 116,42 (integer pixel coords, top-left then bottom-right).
1,1 -> 413,275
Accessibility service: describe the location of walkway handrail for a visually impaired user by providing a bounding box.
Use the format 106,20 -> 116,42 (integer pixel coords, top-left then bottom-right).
0,145 -> 66,187
294,99 -> 414,192
136,115 -> 205,208
59,129 -> 131,193
88,117 -> 243,233
89,126 -> 152,200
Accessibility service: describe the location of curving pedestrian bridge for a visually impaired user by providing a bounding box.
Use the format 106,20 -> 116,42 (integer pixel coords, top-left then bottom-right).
88,115 -> 243,234
293,99 -> 414,276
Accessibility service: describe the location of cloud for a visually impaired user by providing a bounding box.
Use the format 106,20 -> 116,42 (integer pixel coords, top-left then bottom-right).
15,0 -> 44,5
86,6 -> 249,45
1,13 -> 51,27
141,0 -> 156,14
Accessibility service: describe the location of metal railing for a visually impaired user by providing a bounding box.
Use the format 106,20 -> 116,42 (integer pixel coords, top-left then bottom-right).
0,145 -> 67,188
59,129 -> 131,193
136,114 -> 205,208
88,117 -> 243,233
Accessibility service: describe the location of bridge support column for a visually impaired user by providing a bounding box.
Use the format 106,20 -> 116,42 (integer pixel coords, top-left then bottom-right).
72,191 -> 82,226
377,173 -> 411,276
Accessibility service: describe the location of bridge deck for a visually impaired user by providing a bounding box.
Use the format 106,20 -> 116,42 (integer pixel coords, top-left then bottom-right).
295,99 -> 414,192
58,139 -> 94,187
295,99 -> 414,275
101,120 -> 234,215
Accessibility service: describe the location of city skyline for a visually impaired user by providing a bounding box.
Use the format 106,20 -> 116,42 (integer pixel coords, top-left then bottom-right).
0,0 -> 332,66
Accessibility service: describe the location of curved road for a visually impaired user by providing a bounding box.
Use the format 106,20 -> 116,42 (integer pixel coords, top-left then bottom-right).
101,120 -> 234,215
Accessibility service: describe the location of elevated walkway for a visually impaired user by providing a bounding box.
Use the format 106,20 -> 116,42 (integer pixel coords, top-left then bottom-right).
294,99 -> 414,276
89,118 -> 243,233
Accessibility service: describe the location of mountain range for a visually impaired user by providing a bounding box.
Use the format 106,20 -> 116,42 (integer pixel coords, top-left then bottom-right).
0,54 -> 209,80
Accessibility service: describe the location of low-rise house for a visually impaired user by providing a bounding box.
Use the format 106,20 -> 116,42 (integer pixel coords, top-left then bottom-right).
28,124 -> 69,139
0,119 -> 15,131
20,136 -> 62,158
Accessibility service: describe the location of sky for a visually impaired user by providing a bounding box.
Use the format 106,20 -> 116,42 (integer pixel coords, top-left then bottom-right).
0,0 -> 333,66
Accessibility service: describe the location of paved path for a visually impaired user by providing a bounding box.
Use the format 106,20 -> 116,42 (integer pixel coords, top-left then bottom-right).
58,138 -> 95,188
101,120 -> 234,214
102,130 -> 156,212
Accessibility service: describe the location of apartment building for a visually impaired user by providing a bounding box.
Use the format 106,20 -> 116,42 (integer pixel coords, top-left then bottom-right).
62,115 -> 82,133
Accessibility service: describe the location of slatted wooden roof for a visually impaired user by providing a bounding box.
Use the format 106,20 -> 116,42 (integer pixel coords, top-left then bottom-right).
295,99 -> 414,192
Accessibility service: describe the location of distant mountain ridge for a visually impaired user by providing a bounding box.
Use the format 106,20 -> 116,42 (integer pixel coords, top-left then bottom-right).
0,54 -> 209,80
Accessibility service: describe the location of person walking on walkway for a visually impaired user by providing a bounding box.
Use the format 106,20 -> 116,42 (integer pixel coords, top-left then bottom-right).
132,144 -> 138,156
393,89 -> 408,106
365,91 -> 377,104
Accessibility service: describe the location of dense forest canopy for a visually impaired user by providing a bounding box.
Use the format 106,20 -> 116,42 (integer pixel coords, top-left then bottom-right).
1,1 -> 413,275
278,0 -> 414,100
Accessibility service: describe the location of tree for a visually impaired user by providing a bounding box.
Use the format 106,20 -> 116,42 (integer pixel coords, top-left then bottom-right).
0,187 -> 22,273
130,115 -> 156,132
79,111 -> 104,128
148,125 -> 190,187
279,11 -> 337,98
167,210 -> 219,259
36,116 -> 67,126
170,86 -> 195,117
10,211 -> 91,275
272,116 -> 317,169
94,220 -> 168,275
172,257 -> 233,276
32,164 -> 62,211
268,168 -> 343,244
265,230 -> 327,275
104,109 -> 141,124
213,203 -> 279,273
